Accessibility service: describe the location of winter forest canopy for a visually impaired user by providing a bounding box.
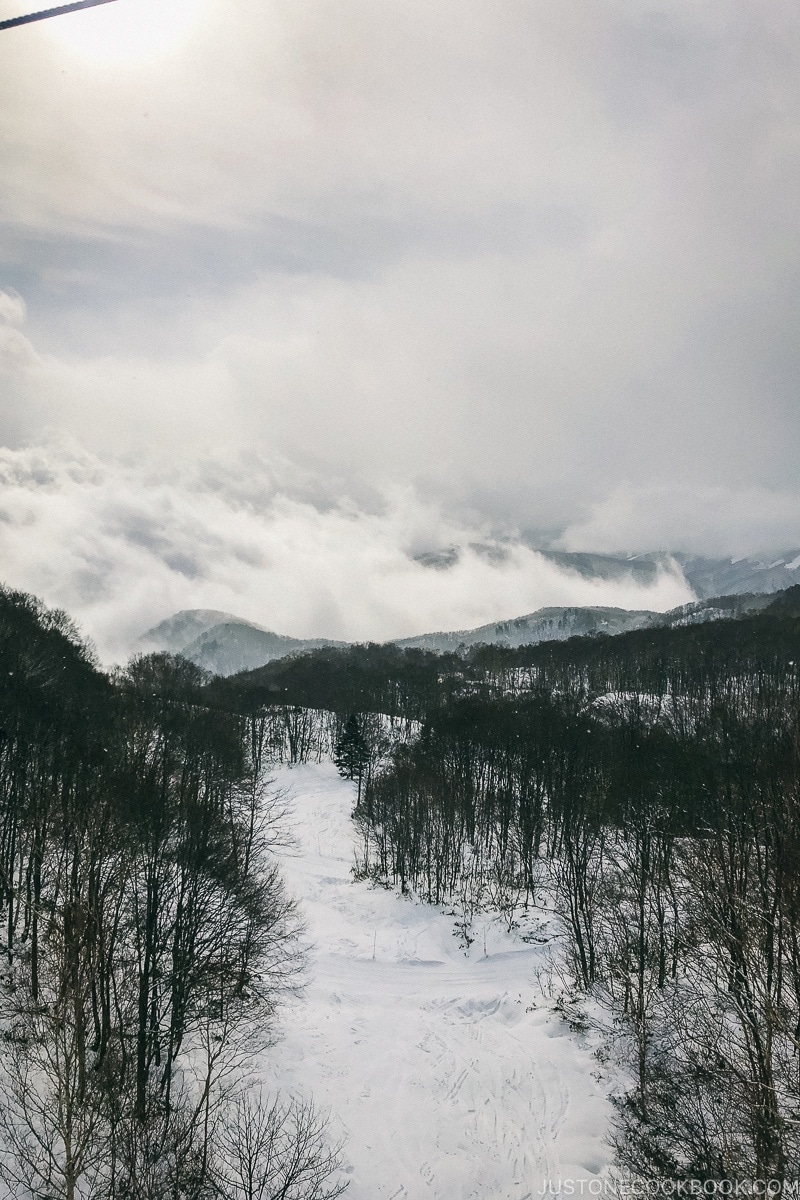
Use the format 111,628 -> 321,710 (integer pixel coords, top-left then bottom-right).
2,582 -> 800,1190
0,586 -> 346,1199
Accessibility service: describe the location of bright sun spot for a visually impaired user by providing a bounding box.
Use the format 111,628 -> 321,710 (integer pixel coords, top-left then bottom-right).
47,0 -> 207,67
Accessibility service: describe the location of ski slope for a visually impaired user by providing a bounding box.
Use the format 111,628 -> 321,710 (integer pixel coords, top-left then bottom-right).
266,763 -> 615,1200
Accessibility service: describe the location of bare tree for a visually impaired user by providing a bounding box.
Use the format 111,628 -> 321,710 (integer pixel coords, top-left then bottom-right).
0,950 -> 107,1200
213,1090 -> 348,1200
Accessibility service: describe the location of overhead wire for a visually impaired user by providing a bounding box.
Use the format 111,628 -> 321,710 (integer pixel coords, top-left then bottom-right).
0,0 -> 117,31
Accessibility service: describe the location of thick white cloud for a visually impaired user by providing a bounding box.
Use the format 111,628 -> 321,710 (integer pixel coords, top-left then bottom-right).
0,442 -> 693,663
560,483 -> 800,559
0,0 -> 797,619
0,290 -> 25,326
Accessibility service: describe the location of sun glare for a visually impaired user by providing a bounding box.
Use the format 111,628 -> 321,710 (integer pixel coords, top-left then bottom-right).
46,0 -> 207,67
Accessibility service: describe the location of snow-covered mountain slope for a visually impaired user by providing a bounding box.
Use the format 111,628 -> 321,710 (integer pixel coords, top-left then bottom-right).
140,604 -> 657,669
395,592 -> 784,652
265,763 -> 615,1199
137,592 -> 778,674
675,551 -> 800,599
137,611 -> 345,674
177,623 -> 345,676
137,608 -> 255,653
138,550 -> 800,675
537,549 -> 800,599
396,605 -> 655,652
140,604 -> 660,671
414,547 -> 800,599
655,590 -> 776,627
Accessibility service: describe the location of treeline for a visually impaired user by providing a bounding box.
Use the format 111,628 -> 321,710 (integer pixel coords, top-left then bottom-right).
212,589 -> 800,723
467,598 -> 800,703
208,643 -> 476,722
349,603 -> 800,1178
0,588 -> 345,1200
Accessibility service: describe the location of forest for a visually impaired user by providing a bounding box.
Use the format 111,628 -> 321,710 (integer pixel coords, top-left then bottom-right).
0,586 -> 345,1200
4,580 -> 800,1189
217,589 -> 800,1179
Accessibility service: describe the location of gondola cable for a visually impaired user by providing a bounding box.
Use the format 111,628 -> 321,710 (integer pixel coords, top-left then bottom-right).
0,0 -> 117,32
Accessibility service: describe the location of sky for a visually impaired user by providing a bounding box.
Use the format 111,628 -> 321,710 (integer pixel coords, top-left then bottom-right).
0,0 -> 798,659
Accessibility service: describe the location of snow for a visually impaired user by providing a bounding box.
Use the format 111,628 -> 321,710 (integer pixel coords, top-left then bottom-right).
265,763 -> 615,1200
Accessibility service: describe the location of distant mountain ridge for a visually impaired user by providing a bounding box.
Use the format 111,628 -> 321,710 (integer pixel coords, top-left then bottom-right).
137,609 -> 345,676
413,548 -> 800,599
395,606 -> 656,652
178,623 -> 346,677
394,592 -> 777,653
673,551 -> 800,599
138,550 -> 800,676
138,609 -> 260,654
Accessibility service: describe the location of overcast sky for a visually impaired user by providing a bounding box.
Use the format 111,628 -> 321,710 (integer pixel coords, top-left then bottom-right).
0,0 -> 798,657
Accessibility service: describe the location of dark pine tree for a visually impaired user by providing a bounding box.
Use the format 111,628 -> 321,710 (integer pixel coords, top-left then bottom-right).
334,714 -> 371,802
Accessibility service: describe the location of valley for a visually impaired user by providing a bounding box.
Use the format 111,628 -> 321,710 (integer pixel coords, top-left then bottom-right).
266,763 -> 615,1200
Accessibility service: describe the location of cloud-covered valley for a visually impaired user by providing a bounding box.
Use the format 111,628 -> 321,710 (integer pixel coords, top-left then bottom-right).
0,0 -> 797,647
0,440 -> 701,663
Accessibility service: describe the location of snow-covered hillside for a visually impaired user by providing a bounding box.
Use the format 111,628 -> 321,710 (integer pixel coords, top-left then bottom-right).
265,763 -> 615,1200
137,610 -> 344,673
395,605 -> 654,652
138,553 -> 800,673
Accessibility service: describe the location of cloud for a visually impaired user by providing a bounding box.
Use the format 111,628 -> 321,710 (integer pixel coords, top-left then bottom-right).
0,290 -> 26,326
0,0 -> 797,593
0,442 -> 693,663
559,483 -> 800,560
2,243 -> 798,545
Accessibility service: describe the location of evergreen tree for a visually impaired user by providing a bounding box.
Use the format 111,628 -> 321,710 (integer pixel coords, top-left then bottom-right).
334,714 -> 371,801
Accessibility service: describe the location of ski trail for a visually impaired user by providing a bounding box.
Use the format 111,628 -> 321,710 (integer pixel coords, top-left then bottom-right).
263,763 -> 614,1200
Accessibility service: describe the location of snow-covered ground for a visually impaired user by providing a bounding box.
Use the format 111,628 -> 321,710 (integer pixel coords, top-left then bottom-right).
266,763 -> 615,1200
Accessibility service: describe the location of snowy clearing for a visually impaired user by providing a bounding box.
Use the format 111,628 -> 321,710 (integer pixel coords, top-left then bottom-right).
264,763 -> 615,1200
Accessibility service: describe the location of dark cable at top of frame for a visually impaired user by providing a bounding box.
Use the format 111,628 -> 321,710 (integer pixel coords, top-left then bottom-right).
0,0 -> 118,31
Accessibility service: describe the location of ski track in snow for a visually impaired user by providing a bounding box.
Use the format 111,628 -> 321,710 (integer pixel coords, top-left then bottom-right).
263,763 -> 614,1200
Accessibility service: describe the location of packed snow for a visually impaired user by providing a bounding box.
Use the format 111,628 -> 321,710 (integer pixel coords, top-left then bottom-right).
264,763 -> 616,1200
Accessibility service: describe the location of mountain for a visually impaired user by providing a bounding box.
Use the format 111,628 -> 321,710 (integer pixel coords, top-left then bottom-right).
536,549 -> 800,598
394,591 -> 781,653
178,622 -> 345,677
415,547 -> 800,600
539,549 -> 665,584
138,550 -> 800,676
653,590 -> 776,626
140,605 -> 660,672
395,605 -> 656,652
137,609 -> 256,654
764,584 -> 800,617
138,610 -> 345,676
138,593 -> 773,676
672,551 -> 800,598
